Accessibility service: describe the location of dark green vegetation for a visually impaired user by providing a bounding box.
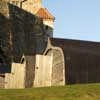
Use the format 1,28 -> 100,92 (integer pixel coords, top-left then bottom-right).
0,84 -> 100,100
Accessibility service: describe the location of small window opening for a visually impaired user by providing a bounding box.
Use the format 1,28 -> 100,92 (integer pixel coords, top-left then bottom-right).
0,58 -> 3,64
45,25 -> 49,30
21,58 -> 25,64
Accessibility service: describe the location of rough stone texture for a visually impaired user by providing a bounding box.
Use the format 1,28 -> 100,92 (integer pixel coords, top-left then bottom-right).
52,49 -> 64,85
24,56 -> 35,88
44,48 -> 65,86
0,0 -> 54,88
5,63 -> 25,89
0,1 -> 11,65
8,4 -> 45,62
47,38 -> 100,84
5,57 -> 35,88
0,0 -> 53,61
0,1 -> 9,16
0,1 -> 48,62
34,55 -> 52,87
8,4 -> 49,88
0,0 -> 54,62
0,74 -> 5,88
22,0 -> 42,14
0,1 -> 47,88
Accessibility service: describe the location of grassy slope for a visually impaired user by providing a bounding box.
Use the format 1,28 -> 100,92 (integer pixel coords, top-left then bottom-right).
0,84 -> 100,100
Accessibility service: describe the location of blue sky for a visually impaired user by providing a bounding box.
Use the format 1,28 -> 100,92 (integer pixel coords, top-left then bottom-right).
43,0 -> 100,42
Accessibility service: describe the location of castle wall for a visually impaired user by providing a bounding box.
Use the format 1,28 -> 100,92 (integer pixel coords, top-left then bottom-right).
0,74 -> 5,88
34,55 -> 52,87
8,4 -> 48,62
0,1 -> 12,66
44,46 -> 65,86
5,56 -> 35,89
51,49 -> 65,86
24,56 -> 35,88
47,38 -> 100,84
0,1 -> 9,45
0,1 -> 53,62
0,1 -> 54,88
5,63 -> 25,89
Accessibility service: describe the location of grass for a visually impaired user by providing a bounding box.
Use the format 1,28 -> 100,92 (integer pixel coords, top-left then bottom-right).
0,84 -> 100,100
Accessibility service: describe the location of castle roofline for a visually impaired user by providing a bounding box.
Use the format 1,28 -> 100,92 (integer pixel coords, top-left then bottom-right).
36,8 -> 55,20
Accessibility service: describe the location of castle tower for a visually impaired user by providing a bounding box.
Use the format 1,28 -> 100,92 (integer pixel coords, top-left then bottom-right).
36,8 -> 55,37
21,0 -> 55,37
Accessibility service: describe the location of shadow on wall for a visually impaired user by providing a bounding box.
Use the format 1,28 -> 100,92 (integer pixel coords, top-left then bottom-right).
49,38 -> 100,84
0,13 -> 11,73
0,3 -> 53,85
7,4 -> 53,88
8,3 -> 53,63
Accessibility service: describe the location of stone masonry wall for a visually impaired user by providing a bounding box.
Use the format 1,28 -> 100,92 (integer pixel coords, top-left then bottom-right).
0,1 -> 49,63
8,3 -> 48,62
0,1 -> 11,66
25,56 -> 35,88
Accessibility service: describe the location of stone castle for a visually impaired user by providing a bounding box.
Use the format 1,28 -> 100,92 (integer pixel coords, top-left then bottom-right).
0,0 -> 56,88
1,0 -> 100,88
0,0 -> 55,62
